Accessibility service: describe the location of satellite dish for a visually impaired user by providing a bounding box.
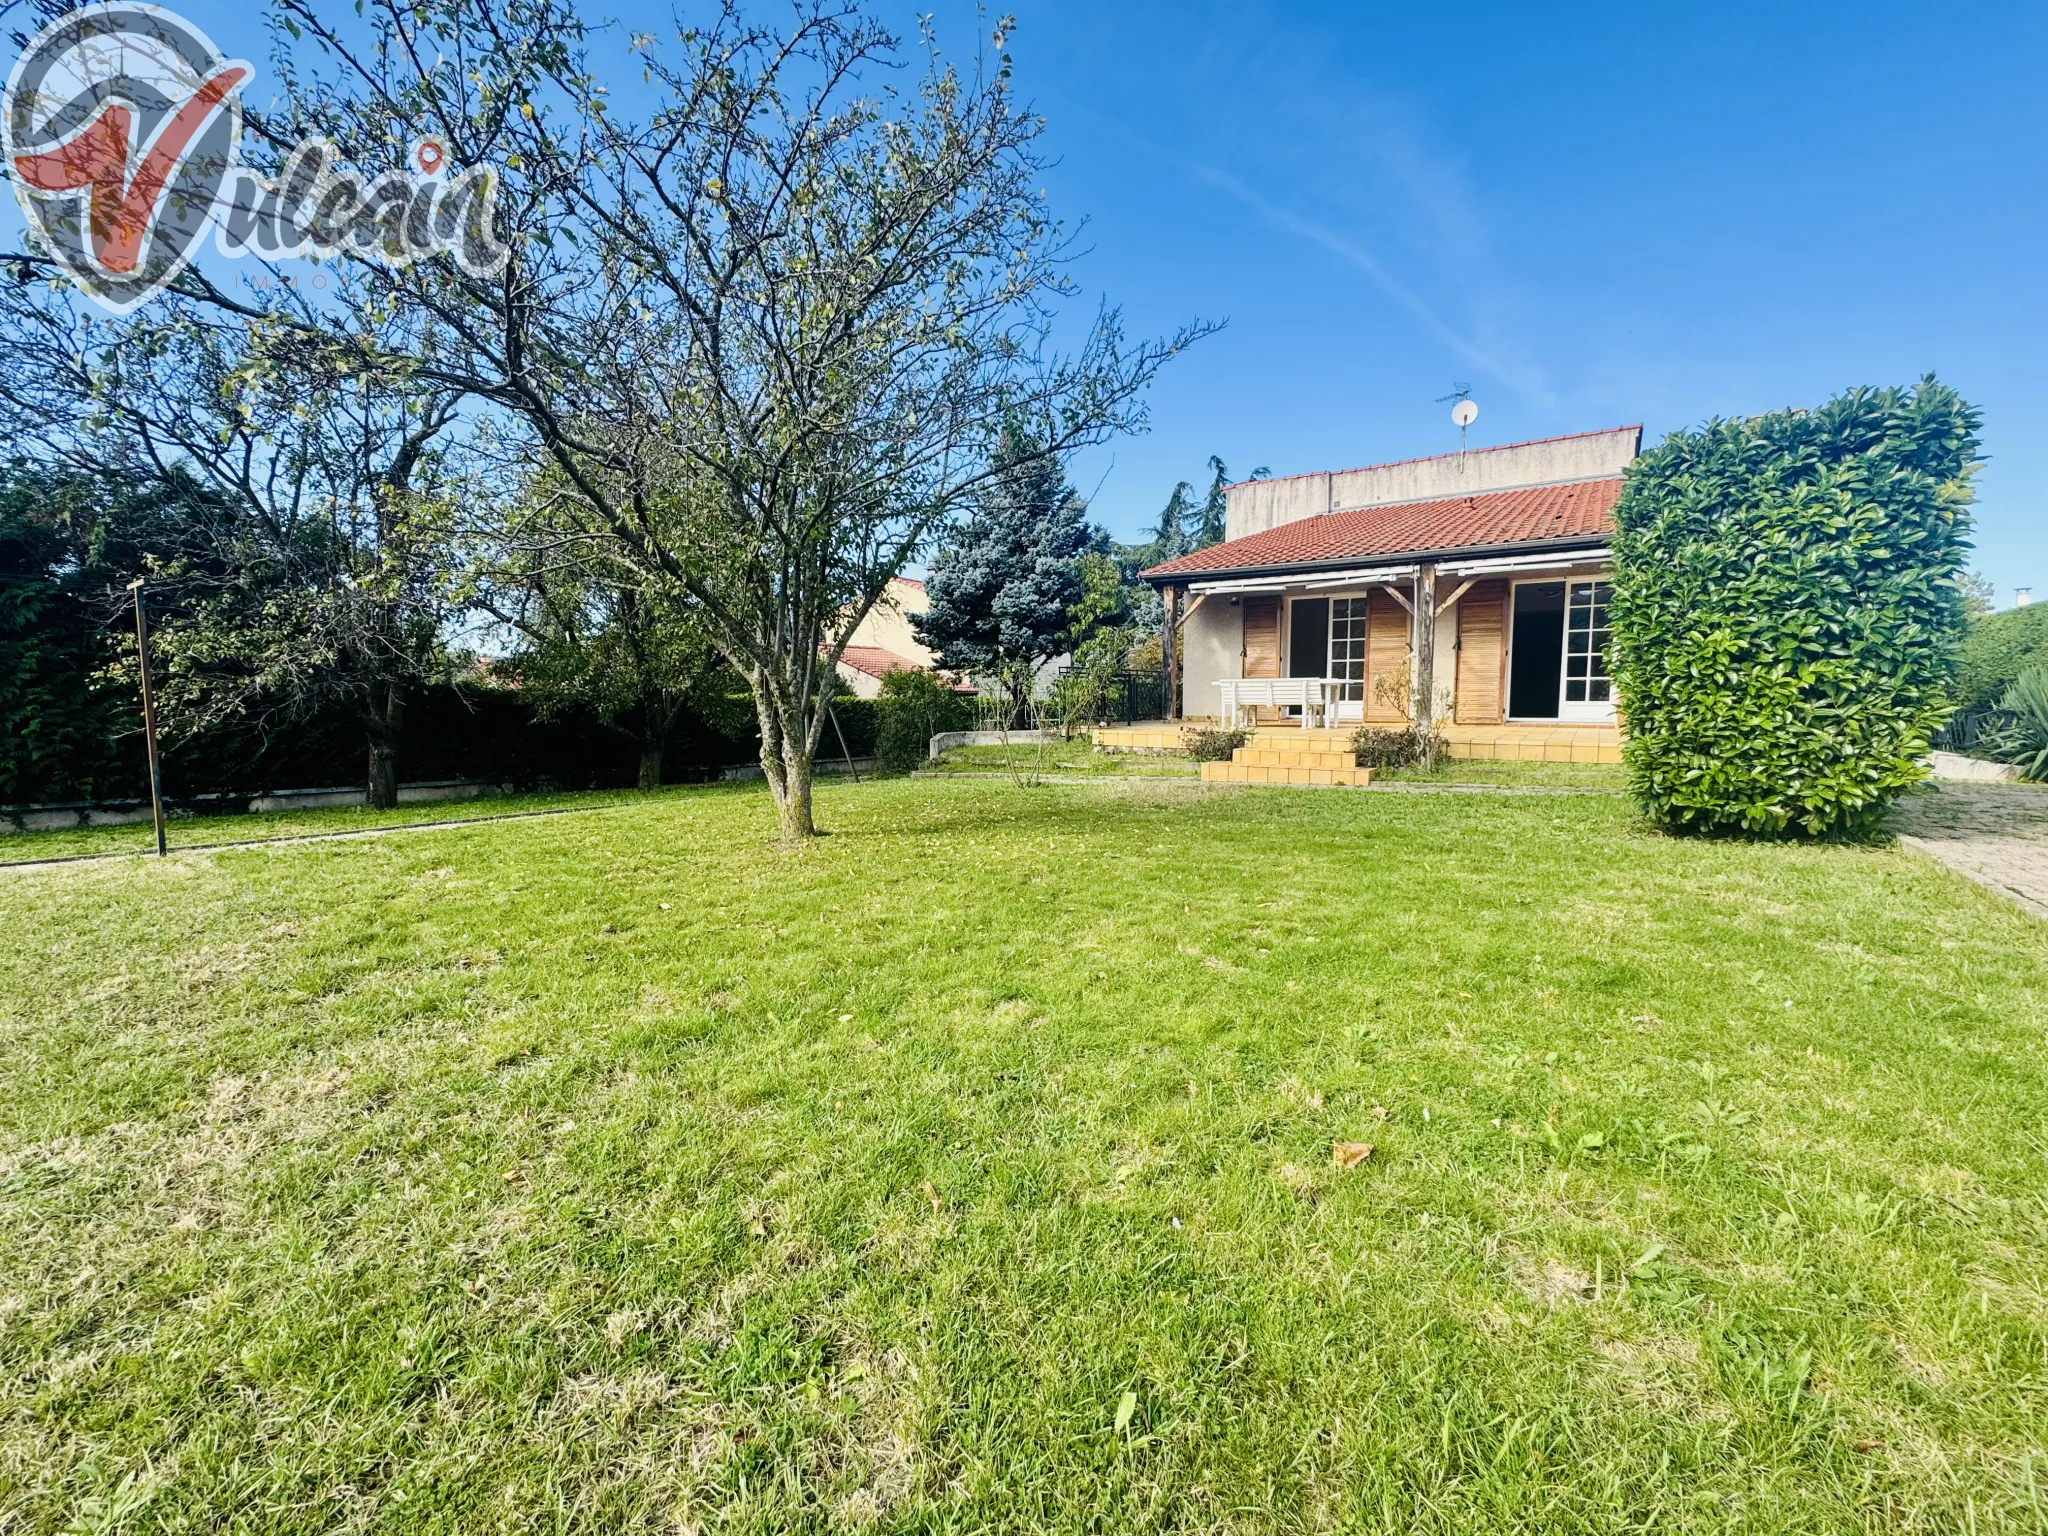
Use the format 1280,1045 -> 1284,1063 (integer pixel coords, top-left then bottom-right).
1451,399 -> 1479,428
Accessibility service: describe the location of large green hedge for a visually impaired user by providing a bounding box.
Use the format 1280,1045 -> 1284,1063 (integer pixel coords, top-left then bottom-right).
1610,379 -> 1979,835
1955,602 -> 2048,712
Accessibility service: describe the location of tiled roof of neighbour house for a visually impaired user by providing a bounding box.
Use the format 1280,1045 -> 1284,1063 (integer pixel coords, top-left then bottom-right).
1140,477 -> 1623,582
834,645 -> 919,679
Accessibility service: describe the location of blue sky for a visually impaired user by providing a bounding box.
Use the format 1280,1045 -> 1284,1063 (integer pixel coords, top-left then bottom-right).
11,1 -> 2042,601
978,0 -> 2045,602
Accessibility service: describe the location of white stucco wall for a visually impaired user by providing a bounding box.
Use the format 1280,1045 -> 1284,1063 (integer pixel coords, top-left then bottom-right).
1225,426 -> 1642,542
1179,594 -> 1241,721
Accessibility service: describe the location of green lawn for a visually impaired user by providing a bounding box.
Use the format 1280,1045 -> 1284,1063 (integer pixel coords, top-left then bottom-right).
0,787 -> 671,865
3,777 -> 2045,1532
1362,759 -> 1628,791
929,736 -> 1200,776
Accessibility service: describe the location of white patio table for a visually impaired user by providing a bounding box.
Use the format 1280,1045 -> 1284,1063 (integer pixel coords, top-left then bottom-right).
1214,677 -> 1332,729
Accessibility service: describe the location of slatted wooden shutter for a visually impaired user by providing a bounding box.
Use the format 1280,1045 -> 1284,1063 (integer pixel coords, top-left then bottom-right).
1365,591 -> 1410,721
1453,580 -> 1508,724
1241,596 -> 1280,679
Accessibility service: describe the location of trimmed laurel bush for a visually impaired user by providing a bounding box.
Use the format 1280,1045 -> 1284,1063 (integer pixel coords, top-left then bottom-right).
1610,378 -> 1979,835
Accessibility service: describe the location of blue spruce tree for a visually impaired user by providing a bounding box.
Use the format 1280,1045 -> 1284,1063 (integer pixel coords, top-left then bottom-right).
915,426 -> 1091,726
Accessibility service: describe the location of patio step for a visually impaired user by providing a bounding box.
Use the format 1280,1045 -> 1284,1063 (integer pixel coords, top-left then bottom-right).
1199,760 -> 1373,787
1232,744 -> 1359,770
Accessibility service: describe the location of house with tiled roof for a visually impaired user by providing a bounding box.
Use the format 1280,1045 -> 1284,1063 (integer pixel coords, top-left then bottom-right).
830,576 -> 952,698
1130,426 -> 1638,769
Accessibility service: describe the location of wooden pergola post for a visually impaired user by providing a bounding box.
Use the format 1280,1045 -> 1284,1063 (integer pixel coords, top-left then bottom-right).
1410,563 -> 1438,733
1162,583 -> 1181,722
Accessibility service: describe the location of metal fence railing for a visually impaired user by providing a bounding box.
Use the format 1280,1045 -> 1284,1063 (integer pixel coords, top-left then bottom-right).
1931,708 -> 2011,755
1042,668 -> 1166,726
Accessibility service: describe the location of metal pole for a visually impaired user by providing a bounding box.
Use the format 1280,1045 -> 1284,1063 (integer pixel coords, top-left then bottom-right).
825,701 -> 861,783
128,580 -> 167,857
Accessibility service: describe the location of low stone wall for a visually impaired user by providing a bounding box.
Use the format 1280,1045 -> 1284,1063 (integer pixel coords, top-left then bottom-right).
926,730 -> 1049,760
720,758 -> 878,782
1928,752 -> 2022,784
0,780 -> 511,832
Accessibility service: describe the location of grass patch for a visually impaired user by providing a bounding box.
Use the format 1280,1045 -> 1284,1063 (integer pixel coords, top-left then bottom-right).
928,737 -> 1199,777
1370,758 -> 1629,791
0,786 -> 674,864
2,777 -> 2045,1531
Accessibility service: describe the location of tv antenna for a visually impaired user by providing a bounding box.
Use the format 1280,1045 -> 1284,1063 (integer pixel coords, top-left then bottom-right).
1437,384 -> 1477,453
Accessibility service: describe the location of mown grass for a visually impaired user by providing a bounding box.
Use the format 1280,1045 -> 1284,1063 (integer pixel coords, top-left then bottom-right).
0,787 -> 671,864
2,777 -> 2045,1533
1369,759 -> 1628,791
929,738 -> 1199,777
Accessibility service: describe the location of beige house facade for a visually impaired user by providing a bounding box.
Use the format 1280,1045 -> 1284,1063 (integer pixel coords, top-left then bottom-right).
831,577 -> 941,699
1136,427 -> 1640,766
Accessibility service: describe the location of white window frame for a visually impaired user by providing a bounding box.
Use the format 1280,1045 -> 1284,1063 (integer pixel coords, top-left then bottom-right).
1505,571 -> 1617,724
1559,578 -> 1617,723
1282,591 -> 1370,723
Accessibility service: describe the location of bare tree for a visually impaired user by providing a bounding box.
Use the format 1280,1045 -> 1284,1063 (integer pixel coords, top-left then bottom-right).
256,0 -> 1210,837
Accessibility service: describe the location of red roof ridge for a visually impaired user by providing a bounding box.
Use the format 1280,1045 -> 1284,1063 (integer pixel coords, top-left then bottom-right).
1222,425 -> 1644,494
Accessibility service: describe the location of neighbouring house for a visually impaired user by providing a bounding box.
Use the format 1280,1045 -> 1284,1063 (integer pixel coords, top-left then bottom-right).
1134,426 -> 1639,766
830,576 -> 946,698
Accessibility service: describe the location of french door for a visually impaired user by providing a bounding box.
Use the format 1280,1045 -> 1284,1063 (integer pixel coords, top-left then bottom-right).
1559,580 -> 1615,722
1325,596 -> 1369,721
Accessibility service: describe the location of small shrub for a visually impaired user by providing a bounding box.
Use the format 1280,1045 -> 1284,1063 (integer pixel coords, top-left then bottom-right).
874,669 -> 974,773
1183,727 -> 1249,762
1610,378 -> 1980,836
1982,667 -> 2048,781
1351,725 -> 1445,769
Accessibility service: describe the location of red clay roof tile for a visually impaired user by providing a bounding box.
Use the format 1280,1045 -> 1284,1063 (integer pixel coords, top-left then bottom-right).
1142,477 -> 1622,580
834,645 -> 919,679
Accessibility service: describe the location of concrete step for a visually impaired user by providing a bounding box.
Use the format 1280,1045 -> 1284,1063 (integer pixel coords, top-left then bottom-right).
1232,746 -> 1359,769
1199,761 -> 1374,787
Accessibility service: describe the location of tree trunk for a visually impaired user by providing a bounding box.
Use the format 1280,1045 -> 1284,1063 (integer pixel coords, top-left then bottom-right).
635,691 -> 685,791
751,672 -> 818,839
776,743 -> 816,839
364,684 -> 405,810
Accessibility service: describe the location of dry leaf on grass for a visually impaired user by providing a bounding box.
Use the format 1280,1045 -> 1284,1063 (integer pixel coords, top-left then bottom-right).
1332,1141 -> 1374,1170
501,1167 -> 528,1189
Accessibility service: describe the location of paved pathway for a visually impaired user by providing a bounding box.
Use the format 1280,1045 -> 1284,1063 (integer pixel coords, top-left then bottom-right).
1891,780 -> 2048,919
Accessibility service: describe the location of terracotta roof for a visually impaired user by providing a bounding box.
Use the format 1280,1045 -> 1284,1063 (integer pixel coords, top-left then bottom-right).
1141,477 -> 1622,581
834,645 -> 919,679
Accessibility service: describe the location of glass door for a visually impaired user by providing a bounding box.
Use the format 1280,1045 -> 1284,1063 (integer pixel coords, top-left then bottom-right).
1559,580 -> 1615,722
1326,596 -> 1368,722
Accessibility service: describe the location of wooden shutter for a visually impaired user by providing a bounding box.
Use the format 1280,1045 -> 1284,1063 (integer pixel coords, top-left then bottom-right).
1241,596 -> 1280,679
1365,590 -> 1410,721
1454,580 -> 1508,724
